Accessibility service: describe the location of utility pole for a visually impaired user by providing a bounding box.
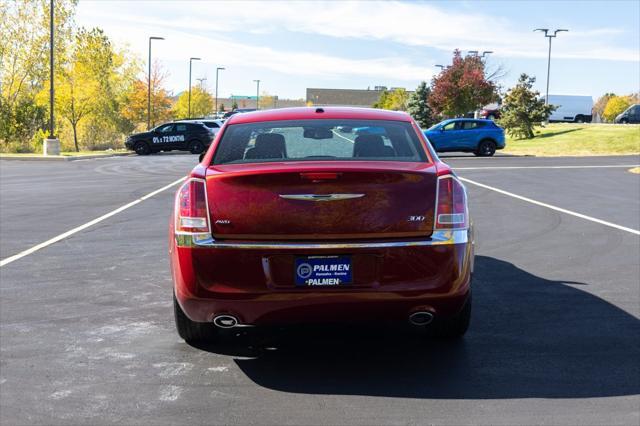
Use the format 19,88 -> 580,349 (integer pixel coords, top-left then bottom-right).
147,36 -> 164,130
253,79 -> 260,109
188,57 -> 201,118
534,28 -> 568,105
44,0 -> 60,155
215,67 -> 225,114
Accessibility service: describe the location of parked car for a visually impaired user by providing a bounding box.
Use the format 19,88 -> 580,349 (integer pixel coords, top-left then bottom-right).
352,126 -> 386,135
479,108 -> 500,120
424,118 -> 505,156
222,108 -> 257,120
170,107 -> 474,344
615,104 -> 640,124
177,119 -> 224,136
125,121 -> 214,155
543,95 -> 593,123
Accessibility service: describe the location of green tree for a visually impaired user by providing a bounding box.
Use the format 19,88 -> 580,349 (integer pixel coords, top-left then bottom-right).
50,28 -> 119,151
593,93 -> 615,121
603,96 -> 631,122
498,74 -> 555,139
218,103 -> 225,112
0,0 -> 76,151
429,50 -> 498,117
407,81 -> 434,128
372,90 -> 390,109
232,100 -> 239,110
373,88 -> 409,111
0,97 -> 47,152
173,87 -> 214,119
258,91 -> 275,109
121,61 -> 173,130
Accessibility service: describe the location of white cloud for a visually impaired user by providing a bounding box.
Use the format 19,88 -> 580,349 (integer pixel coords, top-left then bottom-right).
78,0 -> 639,62
76,4 -> 435,82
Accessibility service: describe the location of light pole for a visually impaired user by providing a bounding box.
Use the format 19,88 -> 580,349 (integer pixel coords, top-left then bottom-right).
147,36 -> 164,130
49,0 -> 54,139
253,79 -> 260,109
44,0 -> 60,155
534,28 -> 568,104
188,57 -> 201,118
481,50 -> 493,61
215,67 -> 225,114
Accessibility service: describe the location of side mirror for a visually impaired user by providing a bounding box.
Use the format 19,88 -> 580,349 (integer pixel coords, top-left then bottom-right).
439,127 -> 445,132
198,153 -> 205,163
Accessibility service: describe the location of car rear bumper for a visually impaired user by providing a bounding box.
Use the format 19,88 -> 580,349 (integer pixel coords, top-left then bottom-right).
170,229 -> 474,325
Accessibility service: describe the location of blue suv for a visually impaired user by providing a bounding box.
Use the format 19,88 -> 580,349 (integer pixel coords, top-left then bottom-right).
424,119 -> 505,156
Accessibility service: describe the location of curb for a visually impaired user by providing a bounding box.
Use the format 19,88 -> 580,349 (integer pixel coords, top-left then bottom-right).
0,152 -> 133,162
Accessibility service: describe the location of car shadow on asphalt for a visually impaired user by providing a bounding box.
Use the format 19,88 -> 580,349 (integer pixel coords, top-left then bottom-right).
193,255 -> 640,399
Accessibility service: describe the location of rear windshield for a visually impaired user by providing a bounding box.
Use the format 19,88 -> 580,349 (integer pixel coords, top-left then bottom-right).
212,119 -> 428,164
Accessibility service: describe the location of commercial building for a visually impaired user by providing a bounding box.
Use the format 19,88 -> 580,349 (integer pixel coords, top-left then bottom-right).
306,87 -> 411,107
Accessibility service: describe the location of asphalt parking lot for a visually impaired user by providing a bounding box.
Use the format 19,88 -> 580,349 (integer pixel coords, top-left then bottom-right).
1,153 -> 639,425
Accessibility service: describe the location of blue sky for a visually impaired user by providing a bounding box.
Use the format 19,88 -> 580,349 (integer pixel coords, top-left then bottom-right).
76,0 -> 640,100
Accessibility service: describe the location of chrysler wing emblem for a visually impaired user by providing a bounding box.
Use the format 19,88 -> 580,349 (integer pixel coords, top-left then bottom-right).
279,193 -> 365,202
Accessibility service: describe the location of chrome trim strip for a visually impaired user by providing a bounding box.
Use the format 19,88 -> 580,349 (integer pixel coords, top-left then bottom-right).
175,229 -> 470,249
279,193 -> 365,202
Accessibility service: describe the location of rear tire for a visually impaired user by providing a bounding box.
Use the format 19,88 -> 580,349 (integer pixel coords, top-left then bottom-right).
134,141 -> 151,155
474,139 -> 496,157
487,114 -> 496,120
428,292 -> 472,339
188,139 -> 205,154
620,118 -> 629,124
574,115 -> 585,123
173,292 -> 216,343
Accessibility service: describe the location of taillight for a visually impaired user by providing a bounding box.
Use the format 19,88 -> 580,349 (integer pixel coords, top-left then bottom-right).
435,175 -> 468,230
175,178 -> 211,235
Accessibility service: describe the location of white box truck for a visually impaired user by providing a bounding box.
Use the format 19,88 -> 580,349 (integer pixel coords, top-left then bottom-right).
542,95 -> 593,123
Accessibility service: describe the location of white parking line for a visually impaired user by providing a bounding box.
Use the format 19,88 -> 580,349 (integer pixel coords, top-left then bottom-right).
0,176 -> 186,268
331,130 -> 355,144
459,177 -> 640,236
455,164 -> 640,170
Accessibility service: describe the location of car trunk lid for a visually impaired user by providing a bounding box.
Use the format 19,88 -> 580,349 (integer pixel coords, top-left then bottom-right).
205,161 -> 437,240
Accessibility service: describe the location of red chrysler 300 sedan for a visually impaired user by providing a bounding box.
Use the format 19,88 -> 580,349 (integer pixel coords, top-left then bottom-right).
170,107 -> 474,343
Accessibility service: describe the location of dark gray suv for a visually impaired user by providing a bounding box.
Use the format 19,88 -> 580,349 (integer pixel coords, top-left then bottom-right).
125,122 -> 214,155
615,104 -> 640,124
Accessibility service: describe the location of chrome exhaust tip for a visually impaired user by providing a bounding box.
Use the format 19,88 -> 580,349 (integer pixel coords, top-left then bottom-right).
213,315 -> 238,328
409,311 -> 434,326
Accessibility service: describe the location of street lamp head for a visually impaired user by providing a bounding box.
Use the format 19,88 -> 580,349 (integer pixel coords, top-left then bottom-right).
190,57 -> 201,61
149,36 -> 164,41
482,50 -> 493,56
217,67 -> 225,71
467,50 -> 479,56
555,29 -> 569,34
534,28 -> 549,35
